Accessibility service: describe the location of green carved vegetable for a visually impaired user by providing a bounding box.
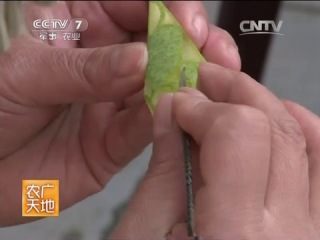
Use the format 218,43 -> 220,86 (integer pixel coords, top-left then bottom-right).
144,1 -> 206,113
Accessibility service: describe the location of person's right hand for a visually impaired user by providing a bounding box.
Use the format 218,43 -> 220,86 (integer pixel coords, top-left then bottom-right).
109,62 -> 320,239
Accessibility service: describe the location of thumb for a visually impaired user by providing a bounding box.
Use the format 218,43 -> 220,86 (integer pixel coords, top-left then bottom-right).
0,36 -> 147,106
110,93 -> 186,239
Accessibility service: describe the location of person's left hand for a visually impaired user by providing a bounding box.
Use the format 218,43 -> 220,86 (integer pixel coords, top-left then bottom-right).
0,1 -> 240,226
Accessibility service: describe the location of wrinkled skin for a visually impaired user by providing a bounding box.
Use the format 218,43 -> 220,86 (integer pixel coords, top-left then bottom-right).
0,1 -> 240,226
111,62 -> 320,240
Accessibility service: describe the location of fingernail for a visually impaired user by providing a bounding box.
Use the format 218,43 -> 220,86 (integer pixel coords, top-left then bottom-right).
180,87 -> 207,99
225,43 -> 241,68
192,13 -> 207,47
110,43 -> 148,77
154,93 -> 174,139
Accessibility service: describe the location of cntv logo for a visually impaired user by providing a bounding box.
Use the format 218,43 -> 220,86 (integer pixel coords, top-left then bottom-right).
239,20 -> 283,36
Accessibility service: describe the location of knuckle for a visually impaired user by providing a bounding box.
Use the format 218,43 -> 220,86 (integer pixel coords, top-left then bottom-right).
238,71 -> 252,81
215,105 -> 269,136
231,105 -> 269,129
272,113 -> 306,148
48,47 -> 80,82
81,48 -> 101,94
210,25 -> 235,44
221,28 -> 234,41
234,105 -> 264,120
174,93 -> 209,119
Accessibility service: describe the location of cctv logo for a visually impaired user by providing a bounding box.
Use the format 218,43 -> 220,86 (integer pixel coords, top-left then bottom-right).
239,20 -> 283,36
32,18 -> 88,32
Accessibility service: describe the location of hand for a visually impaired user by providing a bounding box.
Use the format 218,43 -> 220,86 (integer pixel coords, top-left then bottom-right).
0,1 -> 240,226
109,62 -> 320,239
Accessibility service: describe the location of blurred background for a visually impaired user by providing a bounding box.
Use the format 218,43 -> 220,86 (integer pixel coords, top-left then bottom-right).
1,1 -> 320,240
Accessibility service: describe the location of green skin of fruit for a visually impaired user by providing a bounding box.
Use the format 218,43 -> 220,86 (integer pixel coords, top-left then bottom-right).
144,1 -> 206,113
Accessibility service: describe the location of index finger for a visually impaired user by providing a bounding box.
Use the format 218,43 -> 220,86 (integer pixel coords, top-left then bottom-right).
165,1 -> 209,48
166,1 -> 240,70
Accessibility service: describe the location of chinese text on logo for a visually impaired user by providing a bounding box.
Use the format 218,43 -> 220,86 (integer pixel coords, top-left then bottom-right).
22,180 -> 59,217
